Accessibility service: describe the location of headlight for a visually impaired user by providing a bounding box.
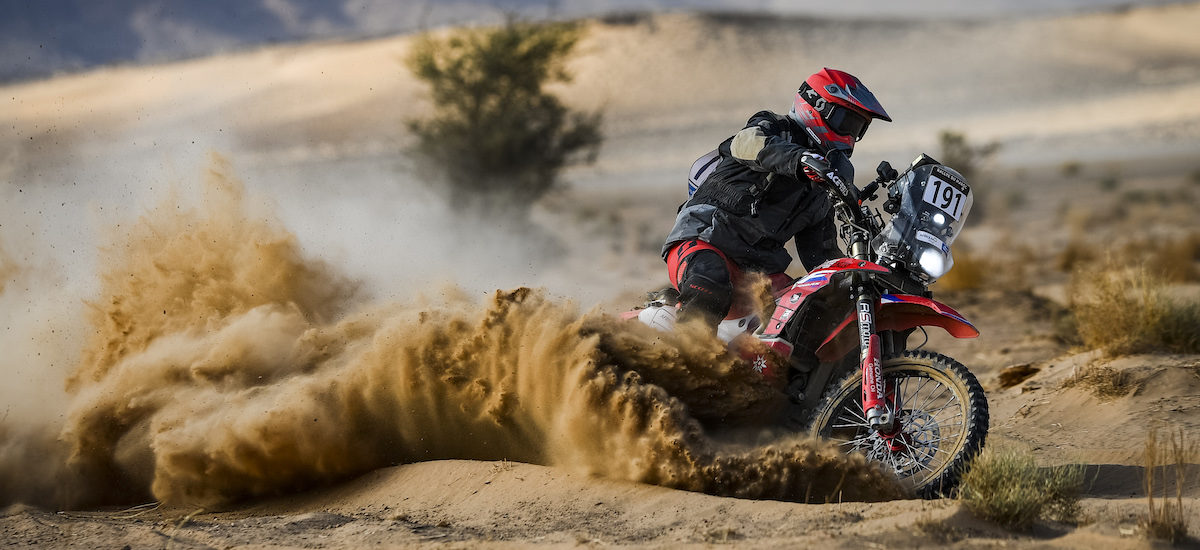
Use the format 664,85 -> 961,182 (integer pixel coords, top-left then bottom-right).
917,248 -> 954,280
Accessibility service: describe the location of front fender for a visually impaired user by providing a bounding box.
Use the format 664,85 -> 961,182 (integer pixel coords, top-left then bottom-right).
813,293 -> 978,362
878,294 -> 978,338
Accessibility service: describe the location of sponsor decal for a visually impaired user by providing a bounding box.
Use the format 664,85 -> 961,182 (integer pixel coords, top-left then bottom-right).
933,166 -> 968,188
916,230 -> 950,254
827,171 -> 852,198
857,301 -> 873,353
752,355 -> 768,373
861,334 -> 884,405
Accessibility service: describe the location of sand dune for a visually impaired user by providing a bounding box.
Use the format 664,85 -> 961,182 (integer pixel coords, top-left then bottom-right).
2,3 -> 1200,548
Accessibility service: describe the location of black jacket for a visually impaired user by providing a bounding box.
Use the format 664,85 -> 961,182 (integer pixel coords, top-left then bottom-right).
663,110 -> 850,273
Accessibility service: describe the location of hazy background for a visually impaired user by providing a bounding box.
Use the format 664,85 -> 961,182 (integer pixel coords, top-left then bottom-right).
3,0 -> 1189,83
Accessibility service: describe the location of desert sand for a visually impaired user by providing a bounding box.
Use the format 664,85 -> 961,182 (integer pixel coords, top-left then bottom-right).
2,3 -> 1200,549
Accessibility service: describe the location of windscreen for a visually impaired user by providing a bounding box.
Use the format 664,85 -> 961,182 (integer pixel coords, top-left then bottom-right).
872,163 -> 973,283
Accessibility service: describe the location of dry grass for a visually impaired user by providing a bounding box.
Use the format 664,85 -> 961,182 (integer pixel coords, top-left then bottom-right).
1056,237 -> 1097,273
1140,233 -> 1200,283
959,446 -> 1084,531
1068,260 -> 1200,356
1140,429 -> 1196,544
1060,362 -> 1134,399
936,235 -> 1033,292
936,248 -> 988,291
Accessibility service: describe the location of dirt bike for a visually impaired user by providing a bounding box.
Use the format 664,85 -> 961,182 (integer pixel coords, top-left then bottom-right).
633,154 -> 988,498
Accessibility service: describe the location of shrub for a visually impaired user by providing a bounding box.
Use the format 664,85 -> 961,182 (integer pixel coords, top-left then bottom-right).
959,446 -> 1084,531
406,20 -> 603,215
1056,237 -> 1097,273
1061,362 -> 1133,399
938,130 -> 999,222
1060,160 -> 1082,178
1069,260 -> 1200,356
937,130 -> 999,184
1140,429 -> 1195,544
1144,234 -> 1200,283
934,247 -> 987,291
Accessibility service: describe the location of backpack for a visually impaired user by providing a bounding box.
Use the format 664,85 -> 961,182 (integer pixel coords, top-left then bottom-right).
687,148 -> 721,198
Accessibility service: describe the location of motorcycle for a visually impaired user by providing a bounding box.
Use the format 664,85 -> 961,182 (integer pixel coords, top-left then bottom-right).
633,153 -> 988,498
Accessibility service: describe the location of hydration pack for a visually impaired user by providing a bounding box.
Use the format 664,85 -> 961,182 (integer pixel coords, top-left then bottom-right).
687,148 -> 721,198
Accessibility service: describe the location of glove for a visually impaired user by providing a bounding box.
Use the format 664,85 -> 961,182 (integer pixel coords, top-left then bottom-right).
799,151 -> 831,183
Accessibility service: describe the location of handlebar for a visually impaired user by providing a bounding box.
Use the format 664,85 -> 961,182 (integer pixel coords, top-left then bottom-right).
799,155 -> 899,209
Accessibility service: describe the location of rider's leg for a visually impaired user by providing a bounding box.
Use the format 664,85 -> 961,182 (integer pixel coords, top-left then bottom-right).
675,249 -> 733,327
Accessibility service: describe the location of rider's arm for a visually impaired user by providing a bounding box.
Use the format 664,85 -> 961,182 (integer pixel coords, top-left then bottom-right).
793,210 -> 844,272
720,111 -> 810,178
793,153 -> 854,271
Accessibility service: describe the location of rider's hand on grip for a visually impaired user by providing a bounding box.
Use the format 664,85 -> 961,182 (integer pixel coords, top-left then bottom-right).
799,151 -> 831,184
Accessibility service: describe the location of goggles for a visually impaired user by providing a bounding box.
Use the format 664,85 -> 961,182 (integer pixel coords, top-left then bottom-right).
798,83 -> 872,141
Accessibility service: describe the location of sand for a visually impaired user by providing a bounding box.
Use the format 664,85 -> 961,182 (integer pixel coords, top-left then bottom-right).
2,3 -> 1200,548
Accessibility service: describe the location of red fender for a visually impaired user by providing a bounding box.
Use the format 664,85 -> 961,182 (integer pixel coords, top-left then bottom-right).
814,293 -> 978,362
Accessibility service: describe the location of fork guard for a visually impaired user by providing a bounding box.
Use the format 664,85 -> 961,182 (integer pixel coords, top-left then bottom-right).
814,293 -> 979,362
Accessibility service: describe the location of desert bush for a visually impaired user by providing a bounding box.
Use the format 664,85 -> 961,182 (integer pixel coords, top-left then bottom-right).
1060,362 -> 1133,399
1069,260 -> 1200,356
1145,234 -> 1200,283
934,247 -> 988,291
959,446 -> 1084,531
406,20 -> 602,215
938,130 -> 999,222
937,130 -> 999,183
1098,174 -> 1121,192
1060,160 -> 1082,178
935,235 -> 1033,292
1056,237 -> 1097,273
1140,429 -> 1196,544
1110,234 -> 1200,284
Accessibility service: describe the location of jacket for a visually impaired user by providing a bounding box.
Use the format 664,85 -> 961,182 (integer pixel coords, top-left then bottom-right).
662,110 -> 851,274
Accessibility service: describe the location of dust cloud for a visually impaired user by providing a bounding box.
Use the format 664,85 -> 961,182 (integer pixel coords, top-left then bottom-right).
0,157 -> 901,510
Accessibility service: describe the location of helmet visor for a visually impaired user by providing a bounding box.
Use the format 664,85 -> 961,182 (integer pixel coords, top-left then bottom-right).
825,104 -> 871,140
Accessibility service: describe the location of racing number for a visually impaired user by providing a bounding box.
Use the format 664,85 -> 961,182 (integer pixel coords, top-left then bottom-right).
923,175 -> 967,219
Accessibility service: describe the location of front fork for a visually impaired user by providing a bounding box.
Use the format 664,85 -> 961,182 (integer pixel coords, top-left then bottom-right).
853,280 -> 892,432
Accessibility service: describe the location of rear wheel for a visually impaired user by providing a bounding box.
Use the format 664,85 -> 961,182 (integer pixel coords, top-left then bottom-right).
807,350 -> 988,498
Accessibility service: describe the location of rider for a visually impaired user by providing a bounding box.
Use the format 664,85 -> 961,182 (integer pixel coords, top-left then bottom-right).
662,68 -> 892,330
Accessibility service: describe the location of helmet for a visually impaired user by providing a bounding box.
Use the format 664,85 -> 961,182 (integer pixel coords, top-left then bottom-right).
789,68 -> 891,156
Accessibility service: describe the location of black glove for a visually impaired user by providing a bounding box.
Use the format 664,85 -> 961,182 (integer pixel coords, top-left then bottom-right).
799,151 -> 831,183
799,151 -> 858,203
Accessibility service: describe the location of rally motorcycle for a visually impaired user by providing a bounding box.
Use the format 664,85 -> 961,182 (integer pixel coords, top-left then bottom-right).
634,154 -> 988,498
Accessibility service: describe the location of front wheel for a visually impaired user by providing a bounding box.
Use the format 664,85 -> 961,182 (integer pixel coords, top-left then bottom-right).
807,350 -> 988,498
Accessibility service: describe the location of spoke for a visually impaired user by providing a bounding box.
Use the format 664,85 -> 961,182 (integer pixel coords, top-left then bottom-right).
834,436 -> 874,447
913,384 -> 951,417
905,376 -> 932,408
906,435 -> 955,447
904,450 -> 932,474
831,422 -> 868,429
839,406 -> 870,425
924,401 -> 963,418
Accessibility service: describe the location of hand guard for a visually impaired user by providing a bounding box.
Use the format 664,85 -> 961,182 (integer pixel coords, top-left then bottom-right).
799,151 -> 857,203
799,151 -> 831,183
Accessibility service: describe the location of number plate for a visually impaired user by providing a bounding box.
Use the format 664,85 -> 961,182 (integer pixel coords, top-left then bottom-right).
922,174 -> 968,220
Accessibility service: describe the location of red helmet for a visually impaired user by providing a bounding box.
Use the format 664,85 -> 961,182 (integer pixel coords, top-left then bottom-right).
789,68 -> 891,156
